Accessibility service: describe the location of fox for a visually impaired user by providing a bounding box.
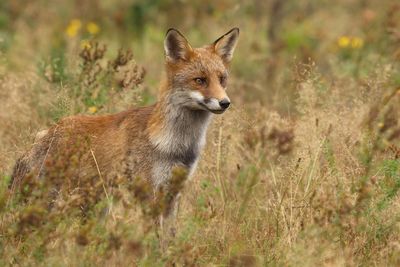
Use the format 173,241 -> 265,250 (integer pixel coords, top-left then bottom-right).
10,28 -> 239,215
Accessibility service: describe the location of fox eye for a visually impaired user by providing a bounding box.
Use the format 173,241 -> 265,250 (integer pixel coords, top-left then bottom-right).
194,77 -> 207,86
219,75 -> 227,87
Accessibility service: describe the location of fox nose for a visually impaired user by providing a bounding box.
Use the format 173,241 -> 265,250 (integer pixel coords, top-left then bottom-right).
219,99 -> 231,110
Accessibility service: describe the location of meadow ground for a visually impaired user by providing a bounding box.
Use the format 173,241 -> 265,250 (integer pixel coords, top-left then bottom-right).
0,1 -> 400,266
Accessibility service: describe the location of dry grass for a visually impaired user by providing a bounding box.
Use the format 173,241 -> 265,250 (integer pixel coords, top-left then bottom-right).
1,0 -> 400,266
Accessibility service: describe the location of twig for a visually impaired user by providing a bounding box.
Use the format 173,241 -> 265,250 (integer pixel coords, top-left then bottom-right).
90,148 -> 115,221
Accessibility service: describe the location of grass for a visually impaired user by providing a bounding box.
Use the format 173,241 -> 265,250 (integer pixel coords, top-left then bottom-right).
1,0 -> 400,266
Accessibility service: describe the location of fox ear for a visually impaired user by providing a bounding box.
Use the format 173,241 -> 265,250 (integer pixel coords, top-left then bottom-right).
164,28 -> 193,62
213,28 -> 240,63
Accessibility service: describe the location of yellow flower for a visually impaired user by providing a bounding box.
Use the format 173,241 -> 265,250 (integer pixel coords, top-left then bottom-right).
86,22 -> 100,35
337,36 -> 350,48
66,19 -> 82,38
351,37 -> 364,49
88,106 -> 97,114
80,39 -> 91,49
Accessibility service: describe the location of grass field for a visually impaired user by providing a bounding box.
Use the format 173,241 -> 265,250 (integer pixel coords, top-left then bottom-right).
1,0 -> 400,266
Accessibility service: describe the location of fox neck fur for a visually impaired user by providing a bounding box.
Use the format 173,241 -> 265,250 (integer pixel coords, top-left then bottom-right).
147,79 -> 212,187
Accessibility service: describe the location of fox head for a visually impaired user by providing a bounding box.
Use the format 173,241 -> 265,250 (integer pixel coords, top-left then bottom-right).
163,28 -> 239,114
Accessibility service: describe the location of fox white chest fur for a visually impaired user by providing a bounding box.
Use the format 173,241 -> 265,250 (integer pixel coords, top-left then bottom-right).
149,95 -> 212,187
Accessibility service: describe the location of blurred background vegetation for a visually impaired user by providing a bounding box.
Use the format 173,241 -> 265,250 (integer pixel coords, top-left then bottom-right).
0,0 -> 400,266
0,0 -> 398,112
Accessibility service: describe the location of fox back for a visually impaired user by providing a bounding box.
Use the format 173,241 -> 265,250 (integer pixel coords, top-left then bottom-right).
10,28 -> 240,200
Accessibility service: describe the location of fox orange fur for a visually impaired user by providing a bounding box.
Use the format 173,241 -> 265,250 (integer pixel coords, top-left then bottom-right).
11,28 -> 240,204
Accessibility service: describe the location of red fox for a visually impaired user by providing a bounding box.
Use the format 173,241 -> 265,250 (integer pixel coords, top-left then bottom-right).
10,28 -> 239,209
